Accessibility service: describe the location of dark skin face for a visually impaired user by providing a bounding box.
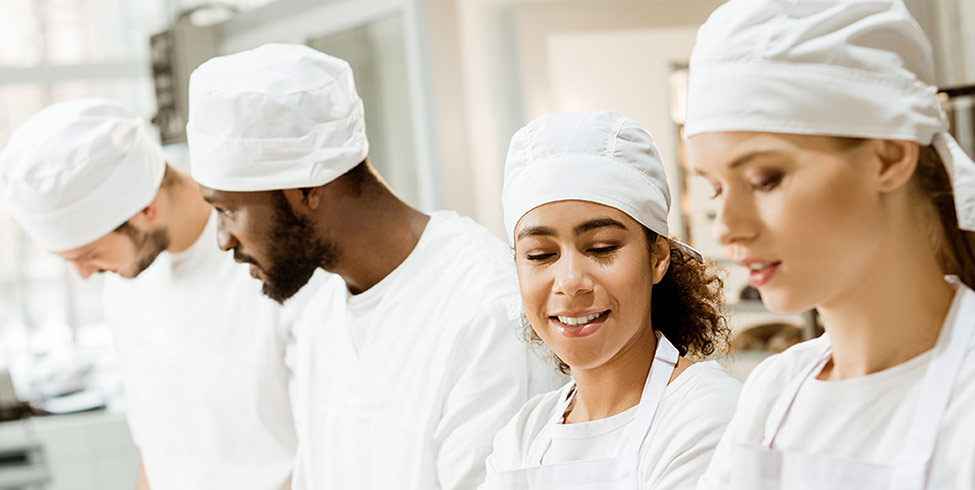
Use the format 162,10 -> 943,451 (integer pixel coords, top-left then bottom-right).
200,187 -> 335,303
200,162 -> 431,298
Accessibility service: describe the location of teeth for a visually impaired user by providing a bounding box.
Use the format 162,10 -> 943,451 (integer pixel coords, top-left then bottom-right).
557,311 -> 603,326
749,263 -> 770,271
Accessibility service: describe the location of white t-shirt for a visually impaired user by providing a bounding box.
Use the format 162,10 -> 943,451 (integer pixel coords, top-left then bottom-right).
105,213 -> 314,490
290,211 -> 565,490
481,361 -> 742,490
698,327 -> 975,489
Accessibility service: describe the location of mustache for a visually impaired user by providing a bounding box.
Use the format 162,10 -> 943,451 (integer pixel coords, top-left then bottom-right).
233,250 -> 260,268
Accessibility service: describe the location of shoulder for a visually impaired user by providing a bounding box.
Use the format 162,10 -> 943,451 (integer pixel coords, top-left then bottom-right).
488,383 -> 573,471
739,334 -> 828,398
424,211 -> 515,279
655,361 -> 741,440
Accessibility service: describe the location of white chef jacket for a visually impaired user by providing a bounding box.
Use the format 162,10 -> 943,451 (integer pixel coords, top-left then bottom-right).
290,210 -> 565,490
481,361 -> 741,490
698,285 -> 975,490
104,213 -> 310,490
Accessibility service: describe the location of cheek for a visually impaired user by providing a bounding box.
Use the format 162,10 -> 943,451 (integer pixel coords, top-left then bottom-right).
760,165 -> 883,281
610,256 -> 653,320
515,262 -> 550,323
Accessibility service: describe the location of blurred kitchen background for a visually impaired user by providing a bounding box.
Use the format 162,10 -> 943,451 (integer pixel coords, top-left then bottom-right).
0,0 -> 972,488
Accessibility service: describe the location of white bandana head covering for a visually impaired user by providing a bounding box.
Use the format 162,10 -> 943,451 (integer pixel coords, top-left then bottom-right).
503,110 -> 701,260
685,0 -> 975,231
186,43 -> 368,192
0,98 -> 165,252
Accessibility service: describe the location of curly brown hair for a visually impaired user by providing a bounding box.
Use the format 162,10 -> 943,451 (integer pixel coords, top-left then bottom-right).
522,227 -> 731,374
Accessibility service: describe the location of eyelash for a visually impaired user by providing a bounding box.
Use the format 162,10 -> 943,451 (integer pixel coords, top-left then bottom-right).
707,172 -> 783,198
589,245 -> 618,255
752,172 -> 783,191
524,245 -> 619,262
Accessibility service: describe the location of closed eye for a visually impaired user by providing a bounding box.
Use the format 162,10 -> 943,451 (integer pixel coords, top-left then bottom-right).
753,172 -> 783,191
526,252 -> 556,261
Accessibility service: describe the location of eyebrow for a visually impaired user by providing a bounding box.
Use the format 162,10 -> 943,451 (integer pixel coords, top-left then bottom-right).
516,217 -> 627,241
517,225 -> 556,241
574,217 -> 627,235
64,250 -> 96,262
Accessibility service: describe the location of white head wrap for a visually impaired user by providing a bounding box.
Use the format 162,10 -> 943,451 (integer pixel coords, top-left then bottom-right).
0,98 -> 166,252
187,43 -> 368,192
502,110 -> 700,259
685,0 -> 975,231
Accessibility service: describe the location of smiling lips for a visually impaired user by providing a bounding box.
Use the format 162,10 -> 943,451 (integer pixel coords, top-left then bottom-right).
736,258 -> 782,287
550,310 -> 610,338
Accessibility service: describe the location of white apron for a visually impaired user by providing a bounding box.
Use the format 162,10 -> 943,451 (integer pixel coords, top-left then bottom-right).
731,278 -> 975,490
498,333 -> 679,490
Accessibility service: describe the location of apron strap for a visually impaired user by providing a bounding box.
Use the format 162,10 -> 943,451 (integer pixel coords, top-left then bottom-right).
524,383 -> 577,466
625,333 -> 678,456
522,332 -> 678,468
891,283 -> 975,482
761,337 -> 832,447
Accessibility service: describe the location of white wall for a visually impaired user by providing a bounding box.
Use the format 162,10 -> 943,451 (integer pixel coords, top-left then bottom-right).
905,0 -> 975,86
544,27 -> 699,239
451,0 -> 722,236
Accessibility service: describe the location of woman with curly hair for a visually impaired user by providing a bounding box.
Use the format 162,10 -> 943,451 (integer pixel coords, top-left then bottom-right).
478,110 -> 741,490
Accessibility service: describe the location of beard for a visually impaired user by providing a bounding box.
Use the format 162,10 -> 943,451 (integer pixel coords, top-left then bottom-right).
250,192 -> 336,304
117,224 -> 170,278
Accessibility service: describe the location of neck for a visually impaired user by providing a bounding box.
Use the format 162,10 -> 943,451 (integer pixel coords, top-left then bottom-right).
162,170 -> 212,254
333,194 -> 430,295
566,326 -> 657,423
817,217 -> 954,381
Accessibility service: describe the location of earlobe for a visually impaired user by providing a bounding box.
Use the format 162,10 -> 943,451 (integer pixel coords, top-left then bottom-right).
651,236 -> 672,285
304,186 -> 322,210
133,197 -> 160,226
876,140 -> 919,193
282,187 -> 322,213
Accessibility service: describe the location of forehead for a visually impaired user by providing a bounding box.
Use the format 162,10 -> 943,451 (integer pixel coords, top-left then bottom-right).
686,131 -> 840,174
199,186 -> 275,207
516,200 -> 637,232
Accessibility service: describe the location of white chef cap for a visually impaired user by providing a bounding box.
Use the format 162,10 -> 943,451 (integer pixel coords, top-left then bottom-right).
685,0 -> 975,231
187,43 -> 368,192
503,110 -> 700,260
0,98 -> 166,252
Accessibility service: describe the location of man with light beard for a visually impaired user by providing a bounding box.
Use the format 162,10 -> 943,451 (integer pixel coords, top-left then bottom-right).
186,43 -> 563,490
0,98 -> 313,490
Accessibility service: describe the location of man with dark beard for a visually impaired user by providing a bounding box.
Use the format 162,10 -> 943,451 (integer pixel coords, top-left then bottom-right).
0,98 -> 310,490
186,43 -> 563,490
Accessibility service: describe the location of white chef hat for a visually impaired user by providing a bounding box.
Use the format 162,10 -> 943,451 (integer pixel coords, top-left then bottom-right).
187,43 -> 368,192
685,0 -> 975,231
503,110 -> 701,260
0,98 -> 166,252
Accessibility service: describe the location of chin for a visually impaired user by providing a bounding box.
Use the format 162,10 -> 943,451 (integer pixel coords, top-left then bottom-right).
557,349 -> 613,372
758,289 -> 813,315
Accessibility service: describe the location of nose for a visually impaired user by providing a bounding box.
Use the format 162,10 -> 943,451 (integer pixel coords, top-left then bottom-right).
215,216 -> 239,252
713,188 -> 758,246
552,250 -> 594,298
71,261 -> 97,280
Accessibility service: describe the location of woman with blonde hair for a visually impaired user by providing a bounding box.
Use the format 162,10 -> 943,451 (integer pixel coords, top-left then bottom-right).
685,1 -> 975,488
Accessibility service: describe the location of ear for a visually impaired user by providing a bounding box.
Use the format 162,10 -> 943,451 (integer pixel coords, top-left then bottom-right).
281,186 -> 323,215
873,140 -> 919,194
649,235 -> 672,285
129,195 -> 161,228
